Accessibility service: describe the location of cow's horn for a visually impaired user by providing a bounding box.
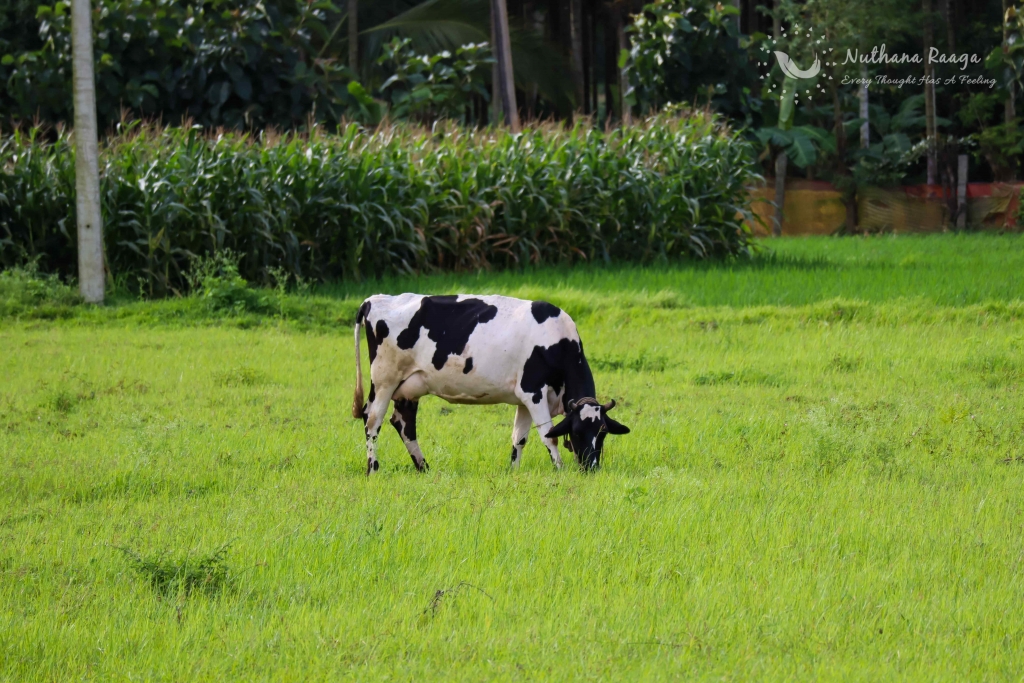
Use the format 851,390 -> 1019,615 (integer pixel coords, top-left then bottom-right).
602,399 -> 616,412
567,399 -> 578,411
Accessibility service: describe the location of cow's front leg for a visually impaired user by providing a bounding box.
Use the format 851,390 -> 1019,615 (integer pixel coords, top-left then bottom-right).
363,383 -> 396,475
524,401 -> 563,470
390,399 -> 428,472
510,404 -> 532,468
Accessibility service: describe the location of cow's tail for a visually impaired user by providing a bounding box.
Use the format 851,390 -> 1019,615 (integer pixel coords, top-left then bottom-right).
352,301 -> 369,419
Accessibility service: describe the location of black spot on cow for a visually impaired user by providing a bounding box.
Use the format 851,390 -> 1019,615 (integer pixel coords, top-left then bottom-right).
531,301 -> 561,324
463,357 -> 473,374
390,399 -> 418,442
517,436 -> 527,446
365,318 -> 390,363
510,446 -> 518,464
356,300 -> 371,325
396,296 -> 498,370
520,338 -> 596,409
365,326 -> 378,363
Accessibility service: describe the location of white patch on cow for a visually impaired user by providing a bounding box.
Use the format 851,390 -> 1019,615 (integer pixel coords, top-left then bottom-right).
579,404 -> 601,422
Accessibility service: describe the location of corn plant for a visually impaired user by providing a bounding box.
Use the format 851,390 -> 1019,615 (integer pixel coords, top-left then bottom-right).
0,111 -> 759,296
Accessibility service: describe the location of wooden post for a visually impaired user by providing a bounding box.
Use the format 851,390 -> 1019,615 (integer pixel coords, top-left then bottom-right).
773,154 -> 787,236
72,0 -> 104,304
957,154 -> 968,229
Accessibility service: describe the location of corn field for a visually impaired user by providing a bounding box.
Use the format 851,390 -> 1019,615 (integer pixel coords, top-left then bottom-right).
0,112 -> 759,295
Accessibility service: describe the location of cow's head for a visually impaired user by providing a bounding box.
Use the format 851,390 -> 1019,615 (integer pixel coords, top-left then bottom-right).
545,398 -> 629,471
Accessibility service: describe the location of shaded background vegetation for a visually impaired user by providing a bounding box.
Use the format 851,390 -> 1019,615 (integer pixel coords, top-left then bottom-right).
3,0 -> 1020,187
1,0 -> 1022,294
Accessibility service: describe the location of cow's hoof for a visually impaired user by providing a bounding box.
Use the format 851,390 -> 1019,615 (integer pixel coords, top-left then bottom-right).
420,460 -> 430,472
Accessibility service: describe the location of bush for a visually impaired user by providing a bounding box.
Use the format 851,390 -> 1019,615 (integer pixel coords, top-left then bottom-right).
185,251 -> 272,313
117,541 -> 234,597
0,112 -> 760,295
0,261 -> 80,317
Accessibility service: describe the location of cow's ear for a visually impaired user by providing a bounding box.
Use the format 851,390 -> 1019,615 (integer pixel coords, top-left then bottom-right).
604,416 -> 630,435
545,418 -> 573,439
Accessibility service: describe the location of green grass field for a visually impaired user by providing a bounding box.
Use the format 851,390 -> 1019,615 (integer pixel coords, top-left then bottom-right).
3,235 -> 1024,680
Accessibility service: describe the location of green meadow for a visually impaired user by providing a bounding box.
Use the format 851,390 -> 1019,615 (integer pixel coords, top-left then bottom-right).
3,234 -> 1024,680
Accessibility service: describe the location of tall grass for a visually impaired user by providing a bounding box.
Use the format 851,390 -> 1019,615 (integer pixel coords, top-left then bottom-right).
0,112 -> 758,295
3,242 -> 1024,678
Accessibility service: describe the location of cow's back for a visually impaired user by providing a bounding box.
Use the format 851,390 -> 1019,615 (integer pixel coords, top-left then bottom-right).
361,294 -> 579,405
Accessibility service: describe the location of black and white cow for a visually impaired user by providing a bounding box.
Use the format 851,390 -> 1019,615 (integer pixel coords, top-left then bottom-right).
352,294 -> 629,474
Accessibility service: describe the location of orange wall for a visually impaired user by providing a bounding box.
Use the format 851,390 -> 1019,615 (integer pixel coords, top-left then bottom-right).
748,180 -> 1024,235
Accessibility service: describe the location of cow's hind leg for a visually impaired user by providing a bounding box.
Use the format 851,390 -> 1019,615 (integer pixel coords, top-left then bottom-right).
390,399 -> 428,472
363,382 -> 397,475
510,404 -> 532,468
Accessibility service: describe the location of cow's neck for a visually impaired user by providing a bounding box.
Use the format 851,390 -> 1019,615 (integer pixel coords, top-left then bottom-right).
562,352 -> 596,409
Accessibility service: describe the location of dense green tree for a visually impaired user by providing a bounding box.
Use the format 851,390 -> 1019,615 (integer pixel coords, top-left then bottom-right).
623,0 -> 761,125
2,0 -> 365,130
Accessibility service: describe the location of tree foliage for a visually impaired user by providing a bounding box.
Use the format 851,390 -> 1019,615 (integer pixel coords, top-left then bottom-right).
623,0 -> 761,125
0,0 -> 577,130
378,37 -> 492,123
1,0 -> 366,130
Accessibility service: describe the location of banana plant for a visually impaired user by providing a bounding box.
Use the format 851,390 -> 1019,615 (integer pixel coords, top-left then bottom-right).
847,95 -> 937,186
752,77 -> 835,170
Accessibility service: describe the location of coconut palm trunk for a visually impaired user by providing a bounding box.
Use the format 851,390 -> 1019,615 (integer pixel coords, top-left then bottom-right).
72,0 -> 104,303
616,8 -> 631,125
490,0 -> 519,130
348,0 -> 358,72
569,0 -> 585,114
771,0 -> 786,237
860,65 -> 870,149
1005,0 -> 1016,125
